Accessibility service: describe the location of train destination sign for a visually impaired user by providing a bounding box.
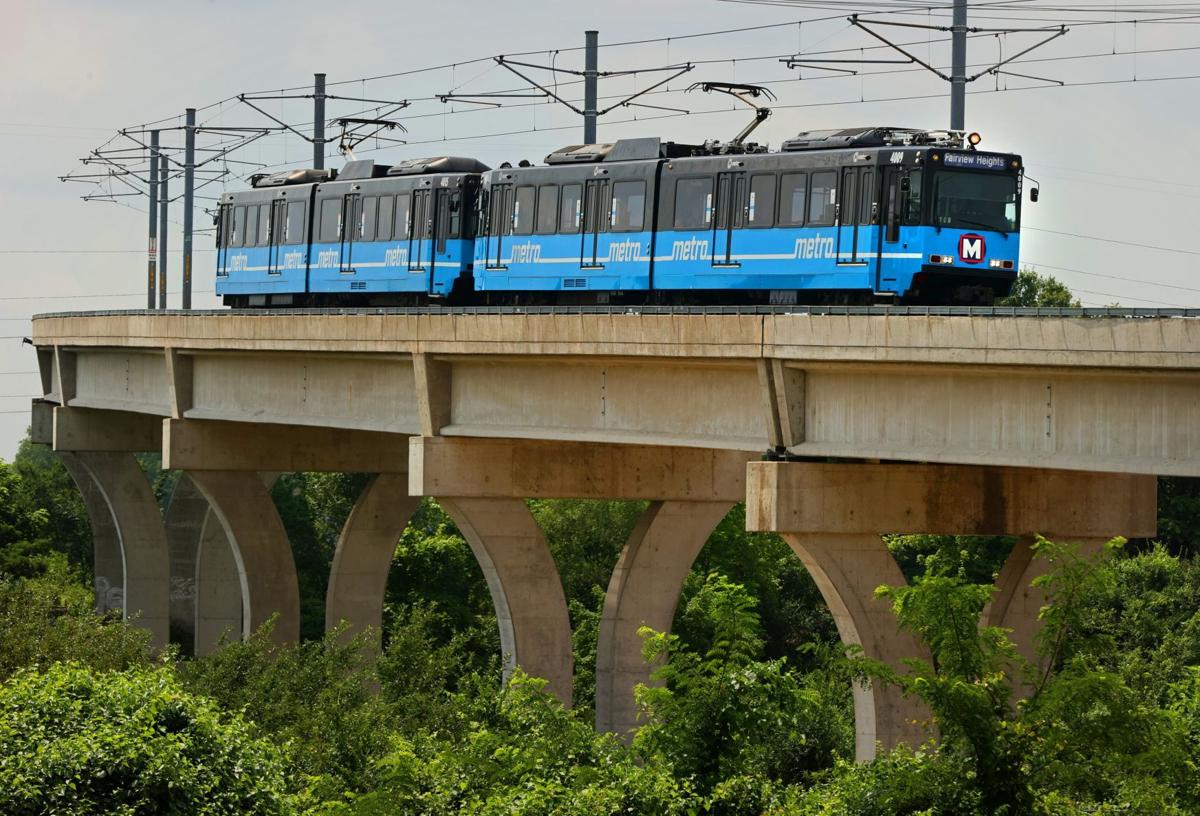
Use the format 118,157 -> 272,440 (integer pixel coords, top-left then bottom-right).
943,151 -> 1011,171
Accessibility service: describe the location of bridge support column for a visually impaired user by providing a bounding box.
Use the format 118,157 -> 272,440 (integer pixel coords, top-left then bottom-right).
438,497 -> 574,707
58,453 -> 125,617
194,505 -> 244,655
164,473 -> 211,653
326,474 -> 421,648
746,461 -> 1156,762
595,500 -> 734,736
185,470 -> 300,644
58,452 -> 171,649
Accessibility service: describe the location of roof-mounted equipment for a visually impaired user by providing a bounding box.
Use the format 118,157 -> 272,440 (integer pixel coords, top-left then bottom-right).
782,126 -> 966,152
385,156 -> 492,175
337,160 -> 394,180
686,82 -> 776,154
544,137 -> 709,165
249,168 -> 336,188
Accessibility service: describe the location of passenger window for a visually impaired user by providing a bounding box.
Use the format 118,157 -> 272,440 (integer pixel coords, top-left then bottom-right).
513,186 -> 535,235
377,196 -> 393,241
902,170 -> 923,226
559,184 -> 582,232
778,173 -> 807,226
536,185 -> 558,234
395,193 -> 411,239
860,171 -> 875,225
231,206 -> 245,247
747,175 -> 775,227
360,196 -> 377,241
257,205 -> 271,246
674,177 -> 714,230
285,202 -> 305,245
808,171 -> 837,226
319,199 -> 341,242
245,205 -> 260,246
611,181 -> 646,231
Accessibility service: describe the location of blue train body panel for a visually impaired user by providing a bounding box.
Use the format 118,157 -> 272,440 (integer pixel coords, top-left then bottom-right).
305,239 -> 471,296
215,244 -> 307,296
474,232 -> 653,292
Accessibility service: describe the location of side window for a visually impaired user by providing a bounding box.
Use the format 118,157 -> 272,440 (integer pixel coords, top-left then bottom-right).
377,196 -> 393,241
536,185 -> 558,234
258,205 -> 271,246
808,171 -> 837,226
747,175 -> 775,227
395,193 -> 411,239
902,170 -> 923,226
611,180 -> 646,231
231,205 -> 245,247
319,198 -> 340,242
513,185 -> 535,235
360,196 -> 377,241
673,177 -> 714,230
285,202 -> 305,245
559,184 -> 582,233
245,205 -> 260,246
860,171 -> 875,225
778,173 -> 807,226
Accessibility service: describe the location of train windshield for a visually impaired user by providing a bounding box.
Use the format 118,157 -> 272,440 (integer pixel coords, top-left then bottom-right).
930,170 -> 1019,233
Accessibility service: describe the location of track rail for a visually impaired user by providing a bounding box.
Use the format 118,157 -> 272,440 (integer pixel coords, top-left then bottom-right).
32,305 -> 1200,319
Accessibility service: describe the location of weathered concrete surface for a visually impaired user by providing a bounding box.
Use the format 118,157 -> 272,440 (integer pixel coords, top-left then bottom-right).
326,474 -> 421,648
61,452 -> 170,648
410,436 -> 751,500
748,460 -> 1158,761
163,418 -> 409,472
164,473 -> 210,652
193,505 -> 243,656
439,497 -> 573,707
186,470 -> 299,644
31,312 -> 1200,476
595,501 -> 735,737
57,453 -> 123,616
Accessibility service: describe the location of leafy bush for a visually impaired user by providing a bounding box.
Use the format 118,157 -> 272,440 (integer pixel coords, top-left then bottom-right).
0,662 -> 291,815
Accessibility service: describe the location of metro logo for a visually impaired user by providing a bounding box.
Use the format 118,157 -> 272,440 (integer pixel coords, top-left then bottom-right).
958,233 -> 986,264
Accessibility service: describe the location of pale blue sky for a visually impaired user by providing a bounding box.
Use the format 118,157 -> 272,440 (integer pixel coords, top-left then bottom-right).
2,0 -> 1197,457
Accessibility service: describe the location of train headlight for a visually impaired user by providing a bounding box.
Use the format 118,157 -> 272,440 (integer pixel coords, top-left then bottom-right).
967,132 -> 982,146
989,259 -> 1015,270
929,255 -> 954,265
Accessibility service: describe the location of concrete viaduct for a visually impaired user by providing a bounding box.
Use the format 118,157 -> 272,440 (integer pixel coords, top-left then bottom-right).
28,309 -> 1199,761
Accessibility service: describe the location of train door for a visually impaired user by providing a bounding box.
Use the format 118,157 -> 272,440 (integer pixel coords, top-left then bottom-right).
267,199 -> 287,274
836,167 -> 861,264
486,184 -> 511,268
216,203 -> 231,276
431,187 -> 451,289
877,166 -> 903,291
581,178 -> 608,269
408,188 -> 433,273
339,193 -> 359,272
711,172 -> 745,266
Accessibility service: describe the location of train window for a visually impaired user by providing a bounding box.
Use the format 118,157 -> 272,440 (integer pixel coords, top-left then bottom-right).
859,170 -> 875,225
284,202 -> 305,245
513,186 -> 535,235
674,177 -> 713,230
536,185 -> 558,234
778,173 -> 807,226
395,193 -> 411,240
559,184 -> 582,232
611,181 -> 646,231
230,206 -> 244,247
360,196 -> 377,241
245,205 -> 260,246
808,171 -> 837,226
377,196 -> 393,241
319,199 -> 341,242
257,205 -> 271,246
747,175 -> 776,227
902,170 -> 923,226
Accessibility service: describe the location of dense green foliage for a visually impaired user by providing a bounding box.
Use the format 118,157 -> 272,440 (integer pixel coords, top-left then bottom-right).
999,267 -> 1081,307
2,400 -> 1200,814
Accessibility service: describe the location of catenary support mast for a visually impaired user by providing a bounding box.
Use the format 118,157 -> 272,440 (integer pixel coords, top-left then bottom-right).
584,31 -> 598,144
157,157 -> 168,309
950,0 -> 967,129
182,108 -> 195,310
313,73 -> 326,170
147,130 -> 159,310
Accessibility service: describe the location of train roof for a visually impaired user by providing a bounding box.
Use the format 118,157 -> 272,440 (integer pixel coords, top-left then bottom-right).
249,168 -> 335,188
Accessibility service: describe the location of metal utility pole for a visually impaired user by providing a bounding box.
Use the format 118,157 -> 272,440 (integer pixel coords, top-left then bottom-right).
158,160 -> 168,310
583,31 -> 598,144
950,0 -> 967,130
313,72 -> 326,169
182,108 -> 195,309
147,130 -> 159,310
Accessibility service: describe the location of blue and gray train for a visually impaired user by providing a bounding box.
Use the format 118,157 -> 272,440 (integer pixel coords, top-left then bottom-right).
215,126 -> 1025,307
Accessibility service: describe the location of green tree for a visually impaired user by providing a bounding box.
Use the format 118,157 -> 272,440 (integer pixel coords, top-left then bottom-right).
998,267 -> 1080,307
0,662 -> 292,815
